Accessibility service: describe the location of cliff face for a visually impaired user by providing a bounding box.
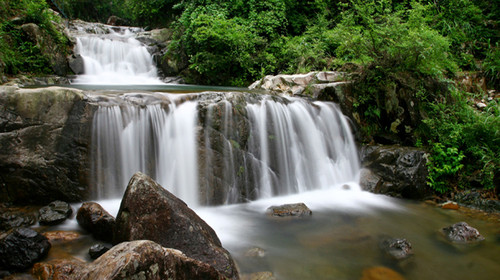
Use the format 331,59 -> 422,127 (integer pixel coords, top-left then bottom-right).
0,86 -> 95,204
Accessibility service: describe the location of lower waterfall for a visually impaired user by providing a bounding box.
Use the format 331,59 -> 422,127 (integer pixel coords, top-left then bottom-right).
91,92 -> 359,206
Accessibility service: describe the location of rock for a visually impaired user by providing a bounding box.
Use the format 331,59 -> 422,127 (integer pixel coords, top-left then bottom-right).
38,201 -> 72,226
476,102 -> 487,109
88,243 -> 110,259
113,172 -> 239,279
31,259 -> 85,280
241,271 -> 277,280
359,168 -> 382,193
42,231 -> 80,242
68,54 -> 84,74
0,228 -> 51,271
441,201 -> 459,210
106,16 -> 129,26
76,202 -> 115,243
244,247 -> 266,258
34,240 -> 225,280
266,203 -> 312,217
360,266 -> 405,280
360,145 -> 431,199
20,23 -> 71,76
0,86 -> 94,204
440,222 -> 485,243
380,238 -> 413,261
0,205 -> 39,231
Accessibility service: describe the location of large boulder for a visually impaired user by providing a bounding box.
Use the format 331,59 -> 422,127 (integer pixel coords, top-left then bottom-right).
76,202 -> 115,243
0,86 -> 95,204
33,240 -> 225,280
360,144 -> 431,199
114,172 -> 239,279
0,228 -> 51,272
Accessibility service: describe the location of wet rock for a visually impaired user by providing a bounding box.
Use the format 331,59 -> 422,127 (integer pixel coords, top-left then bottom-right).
88,243 -> 110,260
0,86 -> 95,204
0,205 -> 39,231
114,172 -> 239,279
68,53 -> 84,74
454,191 -> 500,212
266,203 -> 312,217
35,240 -> 225,280
76,202 -> 115,243
441,222 -> 485,243
360,145 -> 430,199
361,266 -> 405,280
31,259 -> 85,280
0,228 -> 51,272
380,238 -> 413,261
441,201 -> 459,210
244,247 -> 266,258
241,271 -> 277,280
42,231 -> 80,242
38,201 -> 72,226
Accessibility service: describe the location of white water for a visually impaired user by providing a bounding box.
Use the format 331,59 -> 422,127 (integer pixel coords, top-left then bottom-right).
91,99 -> 199,206
71,24 -> 162,85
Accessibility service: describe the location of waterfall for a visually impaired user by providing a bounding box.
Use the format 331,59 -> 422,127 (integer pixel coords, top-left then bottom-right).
71,22 -> 162,85
91,93 -> 360,207
91,97 -> 199,206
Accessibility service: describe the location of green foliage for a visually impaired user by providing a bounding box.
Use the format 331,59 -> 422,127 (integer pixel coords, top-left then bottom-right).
483,43 -> 500,89
0,0 -> 68,76
422,88 -> 500,190
427,142 -> 465,193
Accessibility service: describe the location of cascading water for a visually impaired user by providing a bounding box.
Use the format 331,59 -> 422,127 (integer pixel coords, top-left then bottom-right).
91,92 -> 360,206
70,22 -> 162,85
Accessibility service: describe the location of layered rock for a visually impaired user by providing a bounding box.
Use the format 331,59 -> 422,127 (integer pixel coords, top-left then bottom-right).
0,86 -> 95,204
113,172 -> 239,279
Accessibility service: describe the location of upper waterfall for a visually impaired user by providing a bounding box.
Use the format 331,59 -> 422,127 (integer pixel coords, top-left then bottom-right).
70,21 -> 162,85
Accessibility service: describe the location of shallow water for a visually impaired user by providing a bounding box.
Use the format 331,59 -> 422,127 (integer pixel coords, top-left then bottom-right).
42,189 -> 500,280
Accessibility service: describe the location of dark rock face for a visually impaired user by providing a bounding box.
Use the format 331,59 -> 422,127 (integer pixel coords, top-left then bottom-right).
380,238 -> 413,261
38,201 -> 72,226
266,203 -> 312,217
441,222 -> 485,243
88,243 -> 110,260
360,144 -> 431,199
114,172 -> 239,279
0,205 -> 39,231
34,241 -> 225,280
0,228 -> 51,271
76,202 -> 115,242
0,86 -> 95,204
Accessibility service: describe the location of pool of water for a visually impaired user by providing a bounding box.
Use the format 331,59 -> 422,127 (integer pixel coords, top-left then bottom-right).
41,189 -> 500,280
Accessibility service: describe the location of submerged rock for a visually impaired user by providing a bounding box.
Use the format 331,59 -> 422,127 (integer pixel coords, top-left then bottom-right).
441,222 -> 485,243
241,271 -> 277,280
361,266 -> 405,280
76,202 -> 115,243
38,201 -> 72,226
42,231 -> 80,242
380,238 -> 413,261
114,172 -> 239,279
266,203 -> 312,217
0,228 -> 51,272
